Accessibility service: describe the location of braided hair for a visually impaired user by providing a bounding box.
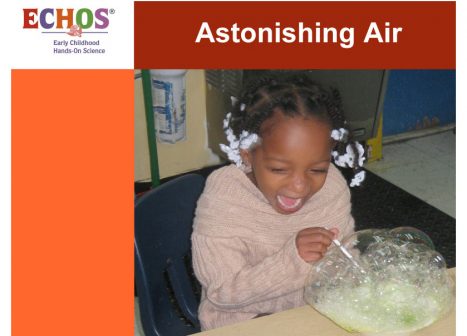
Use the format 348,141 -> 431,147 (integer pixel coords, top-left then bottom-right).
221,73 -> 366,187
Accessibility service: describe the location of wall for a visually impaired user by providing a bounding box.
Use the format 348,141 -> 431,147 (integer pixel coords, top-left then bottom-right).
383,70 -> 455,136
134,70 -> 222,181
134,69 -> 456,180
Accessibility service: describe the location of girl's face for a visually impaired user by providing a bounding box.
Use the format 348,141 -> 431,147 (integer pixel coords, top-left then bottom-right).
242,111 -> 333,215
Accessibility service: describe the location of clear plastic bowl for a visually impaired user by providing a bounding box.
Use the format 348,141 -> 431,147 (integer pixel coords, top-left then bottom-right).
304,227 -> 454,334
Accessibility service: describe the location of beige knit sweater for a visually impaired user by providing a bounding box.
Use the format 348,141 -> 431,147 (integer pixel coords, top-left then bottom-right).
191,164 -> 354,330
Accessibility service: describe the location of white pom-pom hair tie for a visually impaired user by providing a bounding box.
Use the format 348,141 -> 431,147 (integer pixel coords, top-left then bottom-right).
330,127 -> 366,187
220,110 -> 261,168
331,142 -> 365,169
350,170 -> 366,187
331,128 -> 349,142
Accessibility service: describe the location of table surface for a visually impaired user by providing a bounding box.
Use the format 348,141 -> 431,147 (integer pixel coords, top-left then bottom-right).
191,268 -> 455,336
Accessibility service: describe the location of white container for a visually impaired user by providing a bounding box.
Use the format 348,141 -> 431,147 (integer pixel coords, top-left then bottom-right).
150,69 -> 187,144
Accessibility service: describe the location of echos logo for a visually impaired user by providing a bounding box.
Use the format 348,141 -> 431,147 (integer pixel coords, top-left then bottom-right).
23,8 -> 110,29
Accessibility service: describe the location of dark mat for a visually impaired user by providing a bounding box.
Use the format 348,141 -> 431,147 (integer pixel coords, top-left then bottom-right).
348,169 -> 456,268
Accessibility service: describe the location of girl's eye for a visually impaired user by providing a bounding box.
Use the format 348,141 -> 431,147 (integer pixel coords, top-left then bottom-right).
270,168 -> 288,173
309,169 -> 328,174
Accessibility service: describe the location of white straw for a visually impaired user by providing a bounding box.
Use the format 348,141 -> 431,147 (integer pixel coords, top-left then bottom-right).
332,239 -> 366,274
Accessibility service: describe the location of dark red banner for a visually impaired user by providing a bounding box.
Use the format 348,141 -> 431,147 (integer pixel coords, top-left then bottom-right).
134,1 -> 455,69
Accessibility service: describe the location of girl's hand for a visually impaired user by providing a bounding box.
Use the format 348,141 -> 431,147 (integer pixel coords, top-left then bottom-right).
295,227 -> 339,262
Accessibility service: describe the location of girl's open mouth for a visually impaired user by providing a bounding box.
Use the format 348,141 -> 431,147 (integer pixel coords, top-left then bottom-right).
277,195 -> 303,212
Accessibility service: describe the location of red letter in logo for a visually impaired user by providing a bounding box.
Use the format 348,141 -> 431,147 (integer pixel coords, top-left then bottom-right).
23,8 -> 38,28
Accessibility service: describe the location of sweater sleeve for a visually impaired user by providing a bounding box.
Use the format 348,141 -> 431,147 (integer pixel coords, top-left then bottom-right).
192,232 -> 311,313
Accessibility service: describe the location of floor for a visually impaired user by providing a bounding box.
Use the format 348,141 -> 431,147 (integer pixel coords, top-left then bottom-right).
134,130 -> 456,336
365,130 -> 455,218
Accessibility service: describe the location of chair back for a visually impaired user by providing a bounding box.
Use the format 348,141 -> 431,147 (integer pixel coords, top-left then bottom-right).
135,174 -> 205,336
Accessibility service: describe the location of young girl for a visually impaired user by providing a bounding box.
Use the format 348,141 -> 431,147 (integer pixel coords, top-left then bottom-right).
191,74 -> 365,330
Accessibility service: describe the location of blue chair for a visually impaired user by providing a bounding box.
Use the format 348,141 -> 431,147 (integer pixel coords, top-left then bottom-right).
135,174 -> 205,336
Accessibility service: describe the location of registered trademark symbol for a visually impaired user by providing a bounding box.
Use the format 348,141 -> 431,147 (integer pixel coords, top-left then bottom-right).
109,8 -> 115,14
